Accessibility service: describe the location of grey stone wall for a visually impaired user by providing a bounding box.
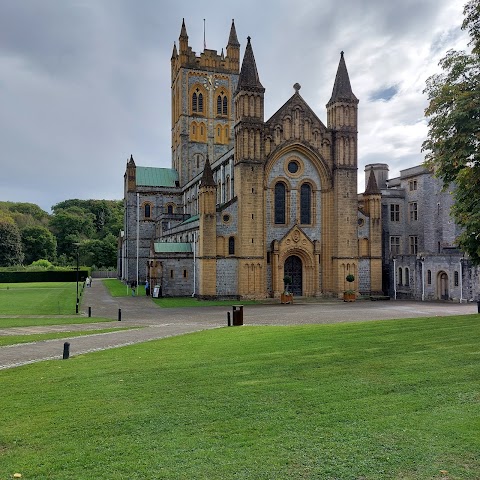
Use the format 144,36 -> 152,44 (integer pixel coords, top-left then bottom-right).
216,259 -> 238,297
152,255 -> 194,297
390,254 -> 480,302
358,259 -> 371,294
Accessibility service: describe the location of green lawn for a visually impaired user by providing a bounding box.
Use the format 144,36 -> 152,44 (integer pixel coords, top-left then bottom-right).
0,317 -> 114,328
0,282 -> 84,315
1,314 -> 479,479
102,278 -> 137,297
0,327 -> 140,347
102,279 -> 258,307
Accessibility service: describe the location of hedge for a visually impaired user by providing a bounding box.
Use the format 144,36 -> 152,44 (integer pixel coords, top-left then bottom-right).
0,270 -> 90,283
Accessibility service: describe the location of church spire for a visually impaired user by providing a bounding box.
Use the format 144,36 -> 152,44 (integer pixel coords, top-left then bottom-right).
171,42 -> 178,60
200,155 -> 215,187
236,36 -> 264,92
179,18 -> 188,54
180,18 -> 188,39
226,19 -> 240,73
365,168 -> 380,195
327,51 -> 358,107
227,19 -> 240,47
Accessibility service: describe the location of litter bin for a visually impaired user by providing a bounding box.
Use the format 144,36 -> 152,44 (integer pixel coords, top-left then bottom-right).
232,305 -> 244,326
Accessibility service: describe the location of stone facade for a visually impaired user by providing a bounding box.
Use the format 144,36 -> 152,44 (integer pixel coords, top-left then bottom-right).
119,20 -> 382,299
372,163 -> 480,302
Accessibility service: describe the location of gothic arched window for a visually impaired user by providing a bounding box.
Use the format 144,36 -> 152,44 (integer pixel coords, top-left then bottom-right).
144,203 -> 151,218
300,183 -> 312,224
228,236 -> 235,255
223,96 -> 228,115
192,89 -> 204,113
274,182 -> 286,224
192,92 -> 198,112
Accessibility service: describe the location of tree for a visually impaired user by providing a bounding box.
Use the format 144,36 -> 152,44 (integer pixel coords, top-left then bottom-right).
79,234 -> 117,268
52,199 -> 123,238
49,206 -> 95,258
422,0 -> 480,264
21,225 -> 57,264
0,220 -> 24,266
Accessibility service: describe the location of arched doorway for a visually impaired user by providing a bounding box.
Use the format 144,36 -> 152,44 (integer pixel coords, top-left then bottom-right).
284,255 -> 302,296
438,271 -> 449,300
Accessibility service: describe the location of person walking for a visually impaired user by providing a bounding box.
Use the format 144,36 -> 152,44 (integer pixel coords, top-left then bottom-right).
145,280 -> 150,297
131,281 -> 136,296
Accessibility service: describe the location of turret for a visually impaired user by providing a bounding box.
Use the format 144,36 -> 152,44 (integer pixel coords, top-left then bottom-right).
198,155 -> 217,297
234,36 -> 265,163
327,51 -> 358,132
179,18 -> 188,55
226,19 -> 240,72
125,154 -> 136,193
362,168 -> 383,295
233,37 -> 266,297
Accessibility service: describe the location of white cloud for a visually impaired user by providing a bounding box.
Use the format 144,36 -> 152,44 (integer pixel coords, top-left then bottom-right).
0,0 -> 471,210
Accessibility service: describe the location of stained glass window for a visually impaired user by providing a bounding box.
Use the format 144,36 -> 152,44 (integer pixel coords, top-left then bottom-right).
275,183 -> 286,224
300,183 -> 311,224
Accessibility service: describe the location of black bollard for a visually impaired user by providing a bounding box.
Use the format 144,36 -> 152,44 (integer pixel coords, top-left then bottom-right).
88,306 -> 91,318
118,308 -> 122,321
227,311 -> 231,327
63,342 -> 70,360
76,302 -> 79,314
477,301 -> 480,314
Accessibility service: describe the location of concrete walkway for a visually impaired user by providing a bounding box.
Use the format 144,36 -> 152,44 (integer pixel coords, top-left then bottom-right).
0,281 -> 477,369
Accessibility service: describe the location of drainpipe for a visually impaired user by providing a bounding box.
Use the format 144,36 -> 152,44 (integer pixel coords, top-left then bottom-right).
136,193 -> 139,286
421,258 -> 425,301
459,258 -> 463,303
192,232 -> 196,297
393,257 -> 397,300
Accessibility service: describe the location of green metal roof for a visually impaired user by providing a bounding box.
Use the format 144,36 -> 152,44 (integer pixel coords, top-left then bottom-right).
153,242 -> 192,253
136,167 -> 178,187
179,214 -> 199,226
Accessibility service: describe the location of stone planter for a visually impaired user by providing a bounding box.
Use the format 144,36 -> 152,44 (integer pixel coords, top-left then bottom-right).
343,292 -> 356,302
281,293 -> 293,304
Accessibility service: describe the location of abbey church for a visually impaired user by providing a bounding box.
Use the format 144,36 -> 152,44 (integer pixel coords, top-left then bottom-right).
120,19 -> 383,299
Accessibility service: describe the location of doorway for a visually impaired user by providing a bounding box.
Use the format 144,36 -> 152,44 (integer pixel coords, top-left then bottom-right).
284,255 -> 303,296
438,272 -> 449,300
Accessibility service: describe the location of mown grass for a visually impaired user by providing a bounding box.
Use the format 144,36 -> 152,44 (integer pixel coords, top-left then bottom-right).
1,314 -> 479,479
0,282 -> 83,315
0,317 -> 114,328
0,327 -> 140,347
102,279 -> 258,307
102,278 -> 137,297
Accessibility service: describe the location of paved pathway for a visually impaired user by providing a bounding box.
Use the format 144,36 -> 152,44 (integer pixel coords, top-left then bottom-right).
0,281 -> 477,369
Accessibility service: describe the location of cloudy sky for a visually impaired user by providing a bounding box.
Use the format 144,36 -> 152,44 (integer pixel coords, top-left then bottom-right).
0,0 -> 470,213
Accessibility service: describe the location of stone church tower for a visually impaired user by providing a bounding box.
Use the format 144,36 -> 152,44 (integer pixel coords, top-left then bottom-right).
120,20 -> 382,299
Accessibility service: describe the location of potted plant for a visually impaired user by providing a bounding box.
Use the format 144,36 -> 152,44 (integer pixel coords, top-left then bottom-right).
281,275 -> 293,304
343,274 -> 356,302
